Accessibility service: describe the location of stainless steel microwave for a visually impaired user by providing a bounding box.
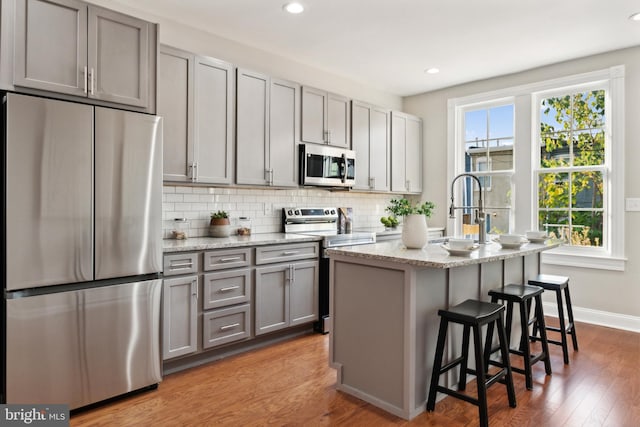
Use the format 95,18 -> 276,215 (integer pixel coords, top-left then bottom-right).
299,144 -> 355,187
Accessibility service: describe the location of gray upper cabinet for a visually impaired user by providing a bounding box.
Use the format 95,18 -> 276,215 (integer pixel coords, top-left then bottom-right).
301,86 -> 350,148
352,100 -> 390,192
158,46 -> 194,182
391,111 -> 423,194
158,45 -> 233,184
88,6 -> 149,107
236,68 -> 269,186
13,0 -> 155,111
236,68 -> 299,187
194,56 -> 234,184
14,0 -> 87,97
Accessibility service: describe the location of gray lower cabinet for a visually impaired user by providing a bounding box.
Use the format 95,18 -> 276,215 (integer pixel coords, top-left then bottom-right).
255,260 -> 319,336
163,275 -> 198,360
13,0 -> 155,111
236,68 -> 299,187
158,45 -> 233,183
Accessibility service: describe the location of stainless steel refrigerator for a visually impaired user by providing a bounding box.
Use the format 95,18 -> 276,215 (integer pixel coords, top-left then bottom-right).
1,92 -> 163,409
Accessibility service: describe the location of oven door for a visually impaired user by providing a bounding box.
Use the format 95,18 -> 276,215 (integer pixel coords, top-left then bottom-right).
300,144 -> 355,187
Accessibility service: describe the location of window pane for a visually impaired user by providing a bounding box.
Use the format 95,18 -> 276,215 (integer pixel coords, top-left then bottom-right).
573,90 -> 605,129
489,105 -> 514,141
540,95 -> 571,132
571,211 -> 603,247
540,132 -> 570,168
538,210 -> 569,242
572,171 -> 603,209
465,109 -> 487,150
538,172 -> 569,208
573,129 -> 604,166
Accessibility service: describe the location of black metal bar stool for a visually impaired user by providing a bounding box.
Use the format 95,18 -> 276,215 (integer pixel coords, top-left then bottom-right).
426,299 -> 516,427
486,284 -> 552,390
528,274 -> 578,364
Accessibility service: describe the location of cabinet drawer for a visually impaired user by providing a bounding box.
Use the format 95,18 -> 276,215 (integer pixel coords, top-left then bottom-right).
203,304 -> 251,349
203,269 -> 252,310
204,248 -> 251,271
255,242 -> 319,265
163,253 -> 198,276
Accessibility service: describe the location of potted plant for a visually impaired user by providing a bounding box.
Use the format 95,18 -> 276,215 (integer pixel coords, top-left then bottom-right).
209,210 -> 232,237
385,198 -> 435,248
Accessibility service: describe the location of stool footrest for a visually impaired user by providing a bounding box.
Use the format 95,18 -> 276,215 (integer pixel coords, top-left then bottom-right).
435,386 -> 480,407
439,356 -> 465,374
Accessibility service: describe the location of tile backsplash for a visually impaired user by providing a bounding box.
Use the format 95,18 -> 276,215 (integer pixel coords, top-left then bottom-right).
163,185 -> 401,238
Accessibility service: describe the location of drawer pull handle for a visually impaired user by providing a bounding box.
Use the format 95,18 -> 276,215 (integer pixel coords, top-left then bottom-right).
170,262 -> 193,269
219,256 -> 242,262
220,323 -> 240,331
219,286 -> 240,292
282,251 -> 299,255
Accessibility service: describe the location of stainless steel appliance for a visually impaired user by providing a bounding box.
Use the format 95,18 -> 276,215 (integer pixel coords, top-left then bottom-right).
283,207 -> 375,333
1,93 -> 163,409
299,143 -> 356,187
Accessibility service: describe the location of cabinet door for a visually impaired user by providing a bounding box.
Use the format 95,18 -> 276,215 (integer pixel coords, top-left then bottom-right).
301,86 -> 327,144
269,78 -> 300,187
405,115 -> 423,193
158,45 -> 195,182
87,6 -> 149,107
351,101 -> 371,190
255,264 -> 290,335
163,276 -> 198,360
236,68 -> 269,185
194,56 -> 233,184
327,92 -> 350,148
391,112 -> 407,192
370,106 -> 391,191
290,261 -> 319,326
14,0 -> 88,96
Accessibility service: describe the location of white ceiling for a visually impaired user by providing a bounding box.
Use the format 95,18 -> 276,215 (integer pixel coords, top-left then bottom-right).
116,0 -> 640,96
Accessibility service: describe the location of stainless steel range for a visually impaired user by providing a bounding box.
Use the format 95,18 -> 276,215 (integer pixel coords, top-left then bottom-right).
283,208 -> 376,333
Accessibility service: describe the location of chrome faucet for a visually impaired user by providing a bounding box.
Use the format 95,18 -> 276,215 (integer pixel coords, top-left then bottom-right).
449,173 -> 488,244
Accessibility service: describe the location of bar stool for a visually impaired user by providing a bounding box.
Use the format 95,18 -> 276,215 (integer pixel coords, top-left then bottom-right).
528,274 -> 578,364
487,284 -> 552,390
426,299 -> 516,427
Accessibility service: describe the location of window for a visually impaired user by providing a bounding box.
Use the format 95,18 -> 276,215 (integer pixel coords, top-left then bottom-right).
535,88 -> 606,248
448,66 -> 625,270
461,103 -> 514,235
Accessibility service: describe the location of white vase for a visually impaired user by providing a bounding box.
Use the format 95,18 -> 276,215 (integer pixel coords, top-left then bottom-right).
401,214 -> 428,249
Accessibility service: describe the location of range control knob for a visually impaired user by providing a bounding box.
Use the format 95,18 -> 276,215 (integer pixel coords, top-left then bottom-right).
294,210 -> 300,215
287,210 -> 293,216
330,209 -> 336,215
324,209 -> 329,215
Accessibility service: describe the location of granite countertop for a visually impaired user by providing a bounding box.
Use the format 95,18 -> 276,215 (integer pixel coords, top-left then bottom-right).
354,226 -> 445,237
163,233 -> 322,253
326,239 -> 562,269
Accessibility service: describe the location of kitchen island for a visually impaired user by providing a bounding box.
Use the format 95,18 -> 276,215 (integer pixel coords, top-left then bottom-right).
326,239 -> 560,420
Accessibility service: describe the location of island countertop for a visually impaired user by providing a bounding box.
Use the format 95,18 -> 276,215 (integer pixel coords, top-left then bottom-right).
326,239 -> 561,269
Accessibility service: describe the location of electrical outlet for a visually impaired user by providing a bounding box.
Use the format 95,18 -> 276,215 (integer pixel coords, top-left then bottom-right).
264,202 -> 273,215
625,198 -> 640,211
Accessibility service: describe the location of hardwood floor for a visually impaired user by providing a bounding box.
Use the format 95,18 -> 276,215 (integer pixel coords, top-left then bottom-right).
71,319 -> 640,426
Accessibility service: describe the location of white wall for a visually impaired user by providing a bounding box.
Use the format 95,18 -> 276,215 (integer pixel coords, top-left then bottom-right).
403,46 -> 640,324
88,0 -> 402,110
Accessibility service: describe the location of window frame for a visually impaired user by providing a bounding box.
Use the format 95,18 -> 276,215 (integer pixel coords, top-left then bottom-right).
447,65 -> 626,271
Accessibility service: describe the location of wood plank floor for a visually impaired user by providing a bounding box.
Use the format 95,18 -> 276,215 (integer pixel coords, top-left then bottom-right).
71,319 -> 640,426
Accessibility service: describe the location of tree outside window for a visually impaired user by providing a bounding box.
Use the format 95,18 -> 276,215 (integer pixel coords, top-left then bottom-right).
538,90 -> 605,247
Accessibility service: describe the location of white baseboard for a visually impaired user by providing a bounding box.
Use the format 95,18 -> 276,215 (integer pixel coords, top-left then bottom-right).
542,302 -> 640,333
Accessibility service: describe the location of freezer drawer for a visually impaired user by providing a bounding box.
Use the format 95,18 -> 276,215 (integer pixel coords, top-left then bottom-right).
5,279 -> 163,409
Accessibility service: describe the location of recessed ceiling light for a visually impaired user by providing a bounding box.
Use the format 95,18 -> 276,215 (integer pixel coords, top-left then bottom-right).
630,12 -> 640,21
283,2 -> 304,14
424,68 -> 440,74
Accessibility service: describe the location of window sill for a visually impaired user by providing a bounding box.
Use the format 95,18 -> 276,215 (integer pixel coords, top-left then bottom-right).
541,247 -> 626,271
